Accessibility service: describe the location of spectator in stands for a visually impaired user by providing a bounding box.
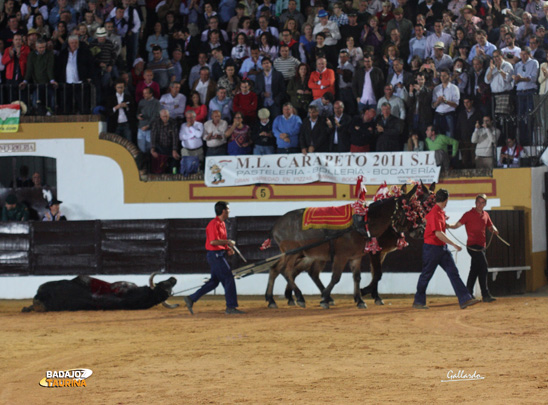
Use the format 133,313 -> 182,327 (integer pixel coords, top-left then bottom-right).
308,57 -> 335,100
49,0 -> 77,30
432,41 -> 454,73
185,91 -> 208,123
135,69 -> 160,103
149,109 -> 180,174
313,9 -> 341,50
91,27 -> 117,105
170,48 -> 184,84
451,58 -> 469,97
375,102 -> 403,151
309,91 -> 334,119
148,45 -> 175,93
468,30 -> 496,64
211,47 -> 234,82
286,63 -> 312,119
159,81 -> 186,122
279,29 -> 306,62
201,15 -> 230,43
226,111 -> 253,155
471,115 -> 500,168
231,33 -> 251,67
2,33 -> 29,93
273,102 -> 302,153
299,104 -> 332,154
180,109 -> 205,166
251,108 -> 276,155
109,0 -> 141,70
432,68 -> 459,139
513,47 -> 539,146
425,125 -> 459,171
208,87 -> 233,122
501,32 -> 521,64
191,66 -> 217,106
227,4 -> 245,36
106,79 -> 134,141
239,45 -> 263,82
137,87 -> 162,153
455,97 -> 482,168
10,165 -> 32,188
1,194 -> 29,221
254,58 -> 285,117
279,0 -> 305,31
217,62 -> 240,99
336,49 -> 355,115
353,54 -> 385,112
376,84 -> 406,120
188,53 -> 210,91
310,32 -> 338,69
273,44 -> 300,81
32,172 -> 43,188
498,135 -> 524,168
20,38 -> 56,113
425,20 -> 452,58
407,72 -> 433,137
203,110 -> 229,156
329,100 -> 352,152
233,79 -> 258,124
256,15 -> 279,42
529,37 -> 546,65
404,131 -> 425,151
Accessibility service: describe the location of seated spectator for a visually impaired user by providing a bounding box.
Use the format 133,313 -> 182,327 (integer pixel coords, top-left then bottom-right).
403,132 -> 425,151
273,102 -> 303,153
160,81 -> 187,122
299,105 -> 332,154
136,69 -> 161,103
425,125 -> 459,171
32,172 -> 43,189
106,80 -> 134,142
188,53 -> 210,92
279,28 -> 307,62
226,112 -> 253,155
201,15 -> 230,43
203,110 -> 229,156
251,108 -> 276,155
287,62 -> 312,118
309,91 -> 334,118
256,15 -> 279,42
185,91 -> 208,123
137,87 -> 162,153
376,84 -> 406,120
375,102 -> 403,152
191,66 -> 217,106
498,135 -> 524,168
308,57 -> 335,100
233,79 -> 258,123
217,61 -> 241,98
310,32 -> 338,69
150,109 -> 181,174
236,16 -> 255,44
179,109 -> 205,166
258,32 -> 278,61
1,194 -> 29,221
472,116 -> 500,169
208,87 -> 233,122
146,22 -> 169,61
42,198 -> 66,221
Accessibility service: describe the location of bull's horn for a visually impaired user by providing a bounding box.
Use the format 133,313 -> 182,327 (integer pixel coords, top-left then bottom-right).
149,272 -> 180,309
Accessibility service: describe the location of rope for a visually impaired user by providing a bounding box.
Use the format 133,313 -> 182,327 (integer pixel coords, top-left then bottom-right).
447,229 -> 510,252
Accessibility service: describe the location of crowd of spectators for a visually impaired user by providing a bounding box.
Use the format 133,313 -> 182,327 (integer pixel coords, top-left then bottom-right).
2,0 -> 547,173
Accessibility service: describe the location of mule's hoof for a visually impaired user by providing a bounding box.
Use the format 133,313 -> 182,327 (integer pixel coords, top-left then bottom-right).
268,302 -> 278,309
320,302 -> 330,309
357,302 -> 367,309
296,300 -> 306,308
375,299 -> 385,306
287,299 -> 296,306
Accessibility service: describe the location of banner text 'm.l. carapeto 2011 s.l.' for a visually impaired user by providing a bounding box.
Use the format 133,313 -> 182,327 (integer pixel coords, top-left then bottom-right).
205,152 -> 441,187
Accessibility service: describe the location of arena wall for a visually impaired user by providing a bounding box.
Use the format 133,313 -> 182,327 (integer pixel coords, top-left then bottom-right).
0,121 -> 546,298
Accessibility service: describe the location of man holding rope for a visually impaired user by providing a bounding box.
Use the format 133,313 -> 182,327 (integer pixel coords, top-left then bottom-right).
447,194 -> 498,303
183,201 -> 245,315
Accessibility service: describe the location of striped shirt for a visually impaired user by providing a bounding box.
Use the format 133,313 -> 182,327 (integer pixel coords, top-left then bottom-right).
273,56 -> 300,80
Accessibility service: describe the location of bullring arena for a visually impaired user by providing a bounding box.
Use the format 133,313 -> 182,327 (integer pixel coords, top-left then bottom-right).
1,121 -> 548,403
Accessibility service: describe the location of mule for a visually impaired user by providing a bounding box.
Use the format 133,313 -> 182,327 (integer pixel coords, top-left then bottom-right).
264,184 -> 420,309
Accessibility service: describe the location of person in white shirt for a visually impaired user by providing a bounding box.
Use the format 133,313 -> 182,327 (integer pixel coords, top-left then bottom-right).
179,109 -> 205,164
312,9 -> 341,47
471,115 -> 500,168
432,68 -> 460,138
160,81 -> 187,122
500,32 -> 521,65
203,110 -> 229,156
485,50 -> 514,115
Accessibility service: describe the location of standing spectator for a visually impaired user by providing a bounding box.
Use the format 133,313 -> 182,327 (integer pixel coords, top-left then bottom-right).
432,68 -> 460,139
204,110 -> 229,156
108,0 -> 141,70
135,69 -> 161,103
349,107 -> 376,152
286,62 -> 312,118
529,37 -> 546,65
160,81 -> 187,122
255,15 -> 279,41
146,22 -> 169,61
432,41 -> 454,73
468,57 -> 491,117
251,108 -> 276,155
2,33 -> 29,93
407,72 -> 433,137
20,38 -> 56,112
404,132 -> 425,151
188,53 -> 210,91
148,46 -> 176,93
217,62 -> 241,99
451,58 -> 469,97
386,8 -> 413,43
337,49 -> 356,115
254,57 -> 285,116
471,115 -> 500,168
455,97 -> 482,168
239,45 -> 263,82
467,30 -> 497,64
425,125 -> 459,171
330,100 -> 352,152
425,20 -> 452,58
106,80 -> 134,141
447,194 -> 499,303
309,91 -> 334,119
313,9 -> 341,48
299,104 -> 332,154
308,57 -> 335,100
272,102 -> 302,153
353,54 -> 385,112
417,0 -> 444,30
279,29 -> 306,62
412,189 -> 479,310
208,87 -> 233,121
360,16 -> 385,55
408,24 -> 427,63
2,194 -> 29,221
150,109 -> 180,174
185,91 -> 208,123
179,109 -> 205,166
226,111 -> 253,155
232,79 -> 258,123
330,3 -> 349,27
49,0 -> 77,30
191,66 -> 217,106
273,44 -> 300,81
210,47 -> 234,82
485,50 -> 514,116
375,102 -> 403,151
501,32 -> 522,64
513,47 -> 539,146
91,27 -> 117,105
376,84 -> 406,120
137,87 -> 162,153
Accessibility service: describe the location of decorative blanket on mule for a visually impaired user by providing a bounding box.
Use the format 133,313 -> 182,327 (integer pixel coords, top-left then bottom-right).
302,204 -> 355,230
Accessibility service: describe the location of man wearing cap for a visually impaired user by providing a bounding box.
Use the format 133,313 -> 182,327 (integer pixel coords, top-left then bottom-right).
448,194 -> 498,303
91,27 -> 117,105
413,189 -> 480,310
43,198 -> 66,221
313,9 -> 341,47
432,41 -> 453,73
251,108 -> 276,155
385,7 -> 413,43
1,194 -> 29,221
425,20 -> 452,58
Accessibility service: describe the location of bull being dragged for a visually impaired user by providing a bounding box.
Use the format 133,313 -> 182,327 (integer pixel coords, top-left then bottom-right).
22,274 -> 177,312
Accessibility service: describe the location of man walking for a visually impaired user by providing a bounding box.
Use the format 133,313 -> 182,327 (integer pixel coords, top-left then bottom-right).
183,201 -> 243,315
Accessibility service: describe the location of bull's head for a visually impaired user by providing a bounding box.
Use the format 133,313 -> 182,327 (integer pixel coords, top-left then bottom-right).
149,273 -> 179,309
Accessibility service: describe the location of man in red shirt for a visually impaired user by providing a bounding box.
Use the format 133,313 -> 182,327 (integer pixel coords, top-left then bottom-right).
413,189 -> 480,309
447,194 -> 498,303
183,201 -> 244,314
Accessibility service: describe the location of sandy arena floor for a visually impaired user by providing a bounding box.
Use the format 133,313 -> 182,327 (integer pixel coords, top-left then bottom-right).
1,293 -> 548,404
